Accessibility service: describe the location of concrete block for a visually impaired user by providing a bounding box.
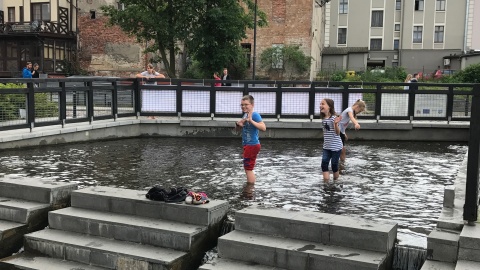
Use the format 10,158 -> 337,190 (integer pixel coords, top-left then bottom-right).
437,207 -> 464,231
218,230 -> 386,270
0,254 -> 107,270
0,220 -> 28,258
455,260 -> 480,270
199,257 -> 287,270
426,229 -> 459,263
0,197 -> 50,224
443,186 -> 455,208
420,260 -> 455,270
459,225 -> 480,250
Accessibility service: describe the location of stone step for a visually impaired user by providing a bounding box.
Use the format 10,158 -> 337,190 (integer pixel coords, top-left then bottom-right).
199,257 -> 287,270
437,206 -> 464,231
218,230 -> 388,270
0,197 -> 50,224
427,228 -> 460,263
455,260 -> 480,270
458,225 -> 480,262
24,228 -> 191,269
0,220 -> 28,258
0,254 -> 108,270
49,207 -> 209,251
420,260 -> 455,270
235,206 -> 397,254
71,186 -> 229,226
0,176 -> 77,206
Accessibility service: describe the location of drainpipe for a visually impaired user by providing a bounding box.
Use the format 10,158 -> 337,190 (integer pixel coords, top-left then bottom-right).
399,0 -> 406,67
464,0 -> 470,53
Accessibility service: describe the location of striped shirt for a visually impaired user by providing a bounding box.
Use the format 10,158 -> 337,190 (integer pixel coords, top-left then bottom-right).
322,116 -> 343,151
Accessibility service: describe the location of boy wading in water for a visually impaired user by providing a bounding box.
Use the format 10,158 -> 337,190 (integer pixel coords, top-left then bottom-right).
320,98 -> 343,183
235,95 -> 266,184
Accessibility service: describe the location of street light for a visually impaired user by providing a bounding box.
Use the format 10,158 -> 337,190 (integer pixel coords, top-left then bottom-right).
252,0 -> 257,82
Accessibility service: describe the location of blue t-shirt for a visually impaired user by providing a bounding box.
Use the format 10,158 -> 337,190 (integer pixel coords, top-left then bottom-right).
22,67 -> 32,78
242,112 -> 262,145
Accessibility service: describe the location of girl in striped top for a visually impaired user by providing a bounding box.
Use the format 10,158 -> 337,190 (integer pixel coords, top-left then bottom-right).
320,98 -> 343,183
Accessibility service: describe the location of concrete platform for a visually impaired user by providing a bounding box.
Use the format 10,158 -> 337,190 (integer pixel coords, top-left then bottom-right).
200,257 -> 287,270
218,230 -> 388,270
0,254 -> 108,270
71,186 -> 229,226
0,197 -> 50,224
421,260 -> 455,270
427,229 -> 460,263
455,260 -> 480,270
0,220 -> 28,259
458,225 -> 480,262
24,228 -> 189,269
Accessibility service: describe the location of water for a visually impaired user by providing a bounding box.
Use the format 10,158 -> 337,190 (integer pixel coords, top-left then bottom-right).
0,138 -> 467,248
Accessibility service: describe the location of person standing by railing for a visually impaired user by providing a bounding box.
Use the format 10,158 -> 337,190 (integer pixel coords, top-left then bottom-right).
136,64 -> 165,119
221,68 -> 232,86
214,72 -> 221,86
31,63 -> 40,88
22,62 -> 33,78
235,95 -> 266,184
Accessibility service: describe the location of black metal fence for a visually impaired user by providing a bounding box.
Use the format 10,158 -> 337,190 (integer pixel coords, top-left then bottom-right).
0,77 -> 479,221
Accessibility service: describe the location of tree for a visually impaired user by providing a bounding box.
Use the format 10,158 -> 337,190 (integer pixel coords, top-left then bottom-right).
260,45 -> 312,80
101,0 -> 267,78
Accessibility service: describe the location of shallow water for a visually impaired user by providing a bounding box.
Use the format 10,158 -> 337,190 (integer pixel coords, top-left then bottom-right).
0,138 -> 467,248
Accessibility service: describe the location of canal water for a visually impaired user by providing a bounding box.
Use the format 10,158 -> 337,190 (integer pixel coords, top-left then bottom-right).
0,137 -> 467,248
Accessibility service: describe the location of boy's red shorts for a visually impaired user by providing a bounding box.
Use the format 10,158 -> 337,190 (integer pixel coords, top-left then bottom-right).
243,144 -> 261,170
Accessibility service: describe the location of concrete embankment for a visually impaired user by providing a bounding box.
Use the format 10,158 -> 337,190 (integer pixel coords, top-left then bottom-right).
0,117 -> 470,150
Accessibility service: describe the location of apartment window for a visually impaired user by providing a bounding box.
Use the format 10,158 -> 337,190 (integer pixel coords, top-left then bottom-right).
338,28 -> 347,44
415,0 -> 424,11
413,26 -> 423,43
20,6 -> 24,22
32,3 -> 51,21
395,24 -> 400,31
436,0 -> 446,11
7,7 -> 15,22
371,11 -> 383,27
394,39 -> 400,49
396,0 -> 401,10
272,44 -> 284,69
339,0 -> 348,14
370,39 -> 382,50
435,26 -> 444,43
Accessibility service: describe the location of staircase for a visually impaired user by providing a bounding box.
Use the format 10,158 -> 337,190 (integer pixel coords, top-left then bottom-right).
200,205 -> 397,270
0,186 -> 229,270
0,176 -> 77,258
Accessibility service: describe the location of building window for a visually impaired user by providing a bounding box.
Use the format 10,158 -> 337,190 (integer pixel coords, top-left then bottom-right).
415,0 -> 424,11
394,39 -> 400,49
272,44 -> 284,69
241,43 -> 251,68
395,24 -> 400,31
370,39 -> 382,50
8,7 -> 15,22
413,26 -> 423,43
117,2 -> 125,10
396,0 -> 401,10
20,6 -> 24,22
392,62 -> 399,67
338,28 -> 347,44
32,3 -> 51,21
435,26 -> 444,43
90,10 -> 96,19
339,0 -> 348,14
371,11 -> 383,27
436,0 -> 446,11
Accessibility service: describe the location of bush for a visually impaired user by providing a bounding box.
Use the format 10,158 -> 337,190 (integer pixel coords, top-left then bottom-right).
455,63 -> 480,83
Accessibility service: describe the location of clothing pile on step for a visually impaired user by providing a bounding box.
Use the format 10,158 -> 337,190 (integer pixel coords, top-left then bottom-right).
145,186 -> 209,204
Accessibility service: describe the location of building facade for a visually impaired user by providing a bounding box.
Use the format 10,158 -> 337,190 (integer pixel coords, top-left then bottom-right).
322,0 -> 466,75
242,0 -> 324,80
0,0 -> 77,78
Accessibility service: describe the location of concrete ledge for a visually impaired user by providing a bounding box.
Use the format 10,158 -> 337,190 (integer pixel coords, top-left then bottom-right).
420,260 -> 455,270
455,260 -> 480,269
458,225 -> 480,262
200,257 -> 287,270
426,229 -> 460,263
0,221 -> 28,258
443,186 -> 455,208
0,254 -> 106,270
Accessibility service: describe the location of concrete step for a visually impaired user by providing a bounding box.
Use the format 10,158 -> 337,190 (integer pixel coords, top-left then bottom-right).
24,228 -> 191,269
235,206 -> 397,254
0,176 -> 77,206
455,260 -> 480,270
218,230 -> 388,270
427,228 -> 460,263
420,260 -> 455,270
199,257 -> 287,270
458,225 -> 480,262
71,186 -> 229,226
0,197 -> 50,224
0,220 -> 28,258
0,254 -> 108,270
437,206 -> 464,231
49,207 -> 208,251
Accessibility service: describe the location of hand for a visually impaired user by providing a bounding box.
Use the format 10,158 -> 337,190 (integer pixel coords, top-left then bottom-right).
334,116 -> 342,123
354,123 -> 360,130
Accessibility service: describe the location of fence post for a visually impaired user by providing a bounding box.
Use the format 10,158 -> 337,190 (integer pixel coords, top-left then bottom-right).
59,82 -> 66,127
133,79 -> 141,118
112,81 -> 118,120
464,84 -> 480,223
26,82 -> 35,131
87,81 -> 94,124
308,81 -> 316,121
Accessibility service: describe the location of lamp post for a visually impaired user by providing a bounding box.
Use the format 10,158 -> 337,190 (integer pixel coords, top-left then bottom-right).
252,0 -> 257,82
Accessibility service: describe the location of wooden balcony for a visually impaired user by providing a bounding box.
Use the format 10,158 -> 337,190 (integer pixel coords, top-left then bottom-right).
0,21 -> 75,36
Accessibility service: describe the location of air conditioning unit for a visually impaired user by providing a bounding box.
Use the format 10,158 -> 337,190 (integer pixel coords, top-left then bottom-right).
444,59 -> 450,66
393,54 -> 398,60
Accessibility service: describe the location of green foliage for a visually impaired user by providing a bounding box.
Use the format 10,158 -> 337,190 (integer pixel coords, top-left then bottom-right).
330,70 -> 346,81
0,84 -> 58,120
259,45 -> 312,80
454,63 -> 480,83
101,0 -> 267,79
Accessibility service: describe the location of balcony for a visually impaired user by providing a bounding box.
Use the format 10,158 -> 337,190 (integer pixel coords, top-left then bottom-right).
0,21 -> 74,36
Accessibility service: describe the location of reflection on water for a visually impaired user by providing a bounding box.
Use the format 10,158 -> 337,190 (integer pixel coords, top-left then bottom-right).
0,138 -> 467,248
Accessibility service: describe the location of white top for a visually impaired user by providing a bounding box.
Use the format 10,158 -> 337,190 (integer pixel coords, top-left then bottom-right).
140,71 -> 160,85
339,107 -> 353,134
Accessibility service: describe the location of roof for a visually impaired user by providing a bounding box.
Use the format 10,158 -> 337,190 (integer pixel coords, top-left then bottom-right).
322,47 -> 369,55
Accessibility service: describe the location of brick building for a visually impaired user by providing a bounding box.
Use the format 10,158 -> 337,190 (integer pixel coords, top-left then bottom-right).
242,0 -> 324,80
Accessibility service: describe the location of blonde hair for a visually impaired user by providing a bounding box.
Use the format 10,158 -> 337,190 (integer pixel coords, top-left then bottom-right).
405,74 -> 413,83
353,99 -> 366,115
